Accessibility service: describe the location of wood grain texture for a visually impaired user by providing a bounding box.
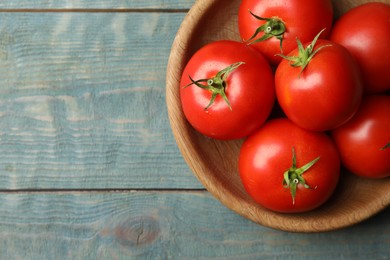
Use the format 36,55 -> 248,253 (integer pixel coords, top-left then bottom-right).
166,0 -> 390,232
0,192 -> 389,259
0,12 -> 202,190
0,0 -> 195,9
0,0 -> 389,258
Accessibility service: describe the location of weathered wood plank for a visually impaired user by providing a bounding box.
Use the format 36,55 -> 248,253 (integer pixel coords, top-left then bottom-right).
0,0 -> 195,9
0,12 -> 202,190
0,191 -> 389,259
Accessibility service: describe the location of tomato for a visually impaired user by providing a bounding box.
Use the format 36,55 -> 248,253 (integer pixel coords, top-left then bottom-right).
331,95 -> 390,179
275,32 -> 363,132
179,40 -> 275,140
238,0 -> 333,65
239,118 -> 340,213
330,2 -> 390,94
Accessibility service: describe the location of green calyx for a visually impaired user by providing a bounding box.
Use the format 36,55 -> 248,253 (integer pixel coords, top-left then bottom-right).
283,147 -> 320,205
277,28 -> 330,75
245,10 -> 286,51
380,142 -> 390,150
184,62 -> 245,110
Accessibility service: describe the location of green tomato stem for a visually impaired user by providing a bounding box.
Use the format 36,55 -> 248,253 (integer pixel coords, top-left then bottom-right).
283,147 -> 320,205
245,10 -> 286,52
380,142 -> 390,150
184,62 -> 245,110
277,28 -> 330,76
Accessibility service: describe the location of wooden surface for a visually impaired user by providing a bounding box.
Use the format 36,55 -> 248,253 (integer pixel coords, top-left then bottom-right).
0,0 -> 389,258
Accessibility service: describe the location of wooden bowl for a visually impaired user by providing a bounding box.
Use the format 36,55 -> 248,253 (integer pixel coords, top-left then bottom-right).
166,0 -> 390,232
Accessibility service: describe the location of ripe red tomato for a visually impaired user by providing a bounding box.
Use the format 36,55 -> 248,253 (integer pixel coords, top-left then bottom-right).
180,40 -> 275,140
238,0 -> 333,65
330,2 -> 390,94
239,118 -> 340,213
331,95 -> 390,179
275,36 -> 363,131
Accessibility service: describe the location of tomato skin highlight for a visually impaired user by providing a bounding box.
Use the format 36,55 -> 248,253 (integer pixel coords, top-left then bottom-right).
275,39 -> 363,132
180,40 -> 275,140
238,0 -> 333,65
239,118 -> 340,213
330,2 -> 390,94
331,95 -> 390,179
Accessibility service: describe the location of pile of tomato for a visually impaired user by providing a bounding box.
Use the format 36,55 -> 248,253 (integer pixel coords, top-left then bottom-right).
179,0 -> 390,213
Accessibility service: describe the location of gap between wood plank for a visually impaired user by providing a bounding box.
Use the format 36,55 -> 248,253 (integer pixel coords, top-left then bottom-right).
0,8 -> 190,13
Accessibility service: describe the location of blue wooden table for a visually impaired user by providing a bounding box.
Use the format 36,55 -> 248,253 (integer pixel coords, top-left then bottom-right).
0,1 -> 389,259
